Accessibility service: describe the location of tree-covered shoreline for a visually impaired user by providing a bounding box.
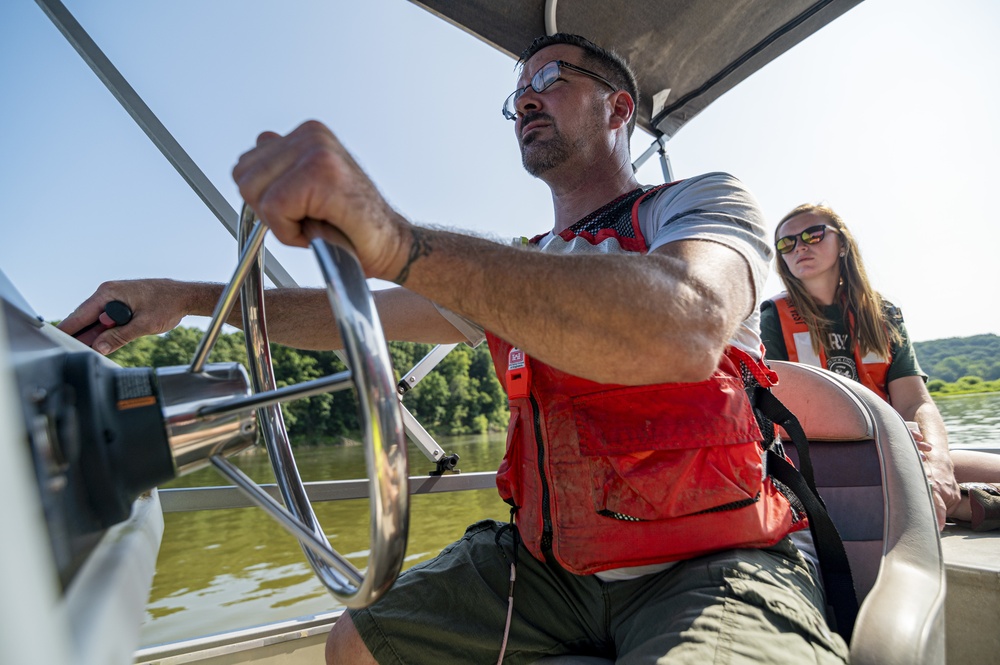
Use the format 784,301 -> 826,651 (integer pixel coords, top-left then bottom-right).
913,334 -> 1000,397
106,328 -> 999,442
109,327 -> 508,445
926,377 -> 1000,397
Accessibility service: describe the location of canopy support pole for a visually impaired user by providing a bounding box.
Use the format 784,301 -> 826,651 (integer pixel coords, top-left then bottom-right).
632,134 -> 674,183
34,0 -> 461,468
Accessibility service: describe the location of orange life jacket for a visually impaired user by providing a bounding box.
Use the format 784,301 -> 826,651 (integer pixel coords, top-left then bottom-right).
486,337 -> 807,574
483,185 -> 805,574
770,294 -> 891,402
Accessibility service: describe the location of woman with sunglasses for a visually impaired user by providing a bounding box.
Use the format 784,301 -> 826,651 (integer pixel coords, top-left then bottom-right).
761,203 -> 1000,531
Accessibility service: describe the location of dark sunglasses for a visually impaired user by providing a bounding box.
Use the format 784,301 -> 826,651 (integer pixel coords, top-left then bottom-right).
775,224 -> 839,254
502,60 -> 617,121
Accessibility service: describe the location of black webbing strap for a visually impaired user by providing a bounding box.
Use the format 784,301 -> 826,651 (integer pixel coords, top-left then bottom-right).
754,387 -> 859,642
768,451 -> 858,641
755,387 -> 819,496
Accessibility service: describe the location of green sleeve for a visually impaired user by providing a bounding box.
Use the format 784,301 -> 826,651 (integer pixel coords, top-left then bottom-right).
885,307 -> 927,383
759,300 -> 789,361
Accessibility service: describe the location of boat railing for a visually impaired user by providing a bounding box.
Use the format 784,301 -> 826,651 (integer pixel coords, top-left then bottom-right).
156,470 -> 498,513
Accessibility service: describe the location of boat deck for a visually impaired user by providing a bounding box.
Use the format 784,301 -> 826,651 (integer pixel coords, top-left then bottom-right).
132,526 -> 1000,665
941,526 -> 1000,664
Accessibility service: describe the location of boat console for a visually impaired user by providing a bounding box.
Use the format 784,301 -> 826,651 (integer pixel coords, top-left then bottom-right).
0,269 -> 168,664
0,208 -> 414,664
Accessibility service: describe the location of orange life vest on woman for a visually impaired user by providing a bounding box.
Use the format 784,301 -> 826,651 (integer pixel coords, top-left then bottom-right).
770,294 -> 892,402
484,185 -> 805,574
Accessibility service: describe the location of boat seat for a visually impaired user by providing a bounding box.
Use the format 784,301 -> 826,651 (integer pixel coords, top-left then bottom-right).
535,360 -> 945,665
771,361 -> 945,665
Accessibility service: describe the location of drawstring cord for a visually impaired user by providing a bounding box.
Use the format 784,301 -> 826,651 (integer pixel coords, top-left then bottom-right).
495,508 -> 520,664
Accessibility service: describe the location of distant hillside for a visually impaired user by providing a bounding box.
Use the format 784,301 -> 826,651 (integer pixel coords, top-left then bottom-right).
913,334 -> 1000,382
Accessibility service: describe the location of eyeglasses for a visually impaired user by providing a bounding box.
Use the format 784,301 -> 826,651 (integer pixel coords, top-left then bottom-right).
502,60 -> 618,121
775,224 -> 839,254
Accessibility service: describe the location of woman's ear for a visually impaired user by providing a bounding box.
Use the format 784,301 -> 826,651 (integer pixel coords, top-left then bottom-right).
609,90 -> 634,131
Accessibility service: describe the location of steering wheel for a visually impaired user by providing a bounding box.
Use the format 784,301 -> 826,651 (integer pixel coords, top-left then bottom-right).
191,203 -> 408,608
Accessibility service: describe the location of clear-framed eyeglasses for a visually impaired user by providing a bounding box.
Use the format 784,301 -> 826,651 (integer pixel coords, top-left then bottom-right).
502,60 -> 618,121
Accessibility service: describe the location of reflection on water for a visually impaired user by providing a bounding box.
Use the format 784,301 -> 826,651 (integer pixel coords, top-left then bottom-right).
934,392 -> 1000,449
141,433 -> 509,647
141,394 -> 1000,647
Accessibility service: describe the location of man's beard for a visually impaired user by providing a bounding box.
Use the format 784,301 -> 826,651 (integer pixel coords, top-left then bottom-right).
519,102 -> 602,177
520,125 -> 572,177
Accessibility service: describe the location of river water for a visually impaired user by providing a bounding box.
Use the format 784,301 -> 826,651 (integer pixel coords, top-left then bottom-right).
138,392 -> 1000,648
140,432 -> 512,647
932,392 -> 1000,451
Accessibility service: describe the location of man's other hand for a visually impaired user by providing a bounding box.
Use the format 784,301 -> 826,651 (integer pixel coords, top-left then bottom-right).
58,279 -> 190,355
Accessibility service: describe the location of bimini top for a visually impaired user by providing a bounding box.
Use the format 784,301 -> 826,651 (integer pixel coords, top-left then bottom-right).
410,0 -> 863,139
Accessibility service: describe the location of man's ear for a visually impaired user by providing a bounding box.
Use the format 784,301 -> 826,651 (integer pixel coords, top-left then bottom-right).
608,90 -> 635,131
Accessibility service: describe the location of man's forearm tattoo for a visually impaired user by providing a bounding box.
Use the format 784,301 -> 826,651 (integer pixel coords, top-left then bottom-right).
392,227 -> 432,285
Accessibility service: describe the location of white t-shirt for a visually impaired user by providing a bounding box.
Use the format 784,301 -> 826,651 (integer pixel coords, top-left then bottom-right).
439,172 -> 773,358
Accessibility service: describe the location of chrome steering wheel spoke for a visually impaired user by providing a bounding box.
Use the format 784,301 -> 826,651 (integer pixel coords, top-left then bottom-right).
192,203 -> 408,608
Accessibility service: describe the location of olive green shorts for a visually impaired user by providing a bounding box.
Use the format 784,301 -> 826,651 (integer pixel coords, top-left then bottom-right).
349,520 -> 848,664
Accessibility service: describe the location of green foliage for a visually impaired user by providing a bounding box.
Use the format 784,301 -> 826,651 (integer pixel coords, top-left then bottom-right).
109,326 -> 507,443
916,335 -> 1000,396
926,376 -> 1000,396
913,334 -> 1000,382
926,379 -> 946,393
107,335 -> 159,368
400,343 -> 507,436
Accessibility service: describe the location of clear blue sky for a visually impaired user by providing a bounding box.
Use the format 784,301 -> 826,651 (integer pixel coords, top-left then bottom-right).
1,0 -> 997,342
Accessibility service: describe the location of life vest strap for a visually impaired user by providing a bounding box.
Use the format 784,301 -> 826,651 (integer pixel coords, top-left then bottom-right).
754,387 -> 858,642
